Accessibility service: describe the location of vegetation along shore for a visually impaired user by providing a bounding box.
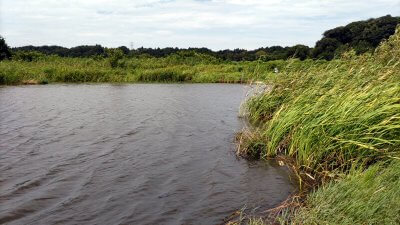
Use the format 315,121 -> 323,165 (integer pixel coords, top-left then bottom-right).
1,15 -> 399,224
235,26 -> 400,224
0,15 -> 399,86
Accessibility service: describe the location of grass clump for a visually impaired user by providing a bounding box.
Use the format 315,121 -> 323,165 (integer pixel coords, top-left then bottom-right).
236,27 -> 400,224
240,27 -> 400,180
292,160 -> 400,225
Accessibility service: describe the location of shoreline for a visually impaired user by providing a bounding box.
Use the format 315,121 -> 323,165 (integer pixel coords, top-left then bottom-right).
232,28 -> 400,224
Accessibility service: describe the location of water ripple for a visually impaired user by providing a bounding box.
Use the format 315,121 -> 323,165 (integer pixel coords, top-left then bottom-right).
0,84 -> 295,225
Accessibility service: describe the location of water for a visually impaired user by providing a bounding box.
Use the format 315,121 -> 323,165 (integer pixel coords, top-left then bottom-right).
0,84 -> 295,225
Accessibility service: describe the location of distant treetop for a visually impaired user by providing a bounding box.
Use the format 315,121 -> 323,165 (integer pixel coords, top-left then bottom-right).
313,15 -> 400,60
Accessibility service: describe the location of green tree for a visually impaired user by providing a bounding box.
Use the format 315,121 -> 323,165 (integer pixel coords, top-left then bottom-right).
313,38 -> 342,60
12,51 -> 45,61
117,46 -> 130,55
314,15 -> 400,59
286,45 -> 311,60
0,36 -> 12,60
106,48 -> 125,68
255,50 -> 267,59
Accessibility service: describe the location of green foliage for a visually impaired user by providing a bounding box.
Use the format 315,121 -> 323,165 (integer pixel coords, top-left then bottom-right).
137,69 -> 191,82
8,15 -> 398,62
0,53 -> 296,84
293,160 -> 400,225
243,27 -> 400,177
312,38 -> 341,60
106,48 -> 125,68
0,36 -> 12,60
313,15 -> 400,59
286,45 -> 311,60
68,44 -> 105,57
166,51 -> 220,65
12,44 -> 105,57
12,51 -> 46,62
236,26 -> 400,225
255,50 -> 267,59
117,46 -> 130,55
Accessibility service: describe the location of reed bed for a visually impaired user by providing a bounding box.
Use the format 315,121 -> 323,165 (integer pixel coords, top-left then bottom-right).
236,27 -> 400,224
0,53 -> 312,85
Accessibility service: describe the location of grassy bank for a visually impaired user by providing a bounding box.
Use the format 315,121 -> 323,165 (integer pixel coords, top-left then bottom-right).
0,52 -> 319,85
292,160 -> 400,224
236,27 -> 400,224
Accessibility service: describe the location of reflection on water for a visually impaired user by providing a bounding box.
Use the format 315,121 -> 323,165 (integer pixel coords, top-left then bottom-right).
0,84 -> 295,225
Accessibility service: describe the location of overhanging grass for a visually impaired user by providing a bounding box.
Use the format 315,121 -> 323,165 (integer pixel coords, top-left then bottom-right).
240,27 -> 400,180
232,160 -> 400,225
237,27 -> 400,224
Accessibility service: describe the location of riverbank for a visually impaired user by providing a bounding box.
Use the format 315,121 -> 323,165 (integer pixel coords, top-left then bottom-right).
0,52 -> 323,85
236,27 -> 400,224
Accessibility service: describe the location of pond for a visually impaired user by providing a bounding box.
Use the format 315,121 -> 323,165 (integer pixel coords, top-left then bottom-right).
0,84 -> 295,225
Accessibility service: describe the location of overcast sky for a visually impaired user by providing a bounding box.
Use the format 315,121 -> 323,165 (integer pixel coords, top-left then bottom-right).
0,0 -> 399,50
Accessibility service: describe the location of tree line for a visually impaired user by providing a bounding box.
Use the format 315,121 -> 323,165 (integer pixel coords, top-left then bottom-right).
1,15 -> 399,62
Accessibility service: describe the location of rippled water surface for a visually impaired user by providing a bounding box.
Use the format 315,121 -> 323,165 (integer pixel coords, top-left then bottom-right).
0,84 -> 295,225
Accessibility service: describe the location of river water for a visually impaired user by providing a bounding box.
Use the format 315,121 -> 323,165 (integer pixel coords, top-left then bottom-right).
0,84 -> 295,225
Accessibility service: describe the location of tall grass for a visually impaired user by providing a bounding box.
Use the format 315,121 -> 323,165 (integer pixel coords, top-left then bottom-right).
237,27 -> 400,224
291,160 -> 400,224
0,52 -> 314,85
239,27 -> 400,182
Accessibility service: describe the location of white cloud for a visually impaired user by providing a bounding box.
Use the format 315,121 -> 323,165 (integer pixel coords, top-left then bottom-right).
0,0 -> 399,49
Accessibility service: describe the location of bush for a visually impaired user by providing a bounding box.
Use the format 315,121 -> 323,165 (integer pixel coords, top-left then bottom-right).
107,48 -> 125,68
12,51 -> 45,62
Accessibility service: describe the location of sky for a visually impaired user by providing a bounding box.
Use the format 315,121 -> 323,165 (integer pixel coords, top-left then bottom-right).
0,0 -> 399,50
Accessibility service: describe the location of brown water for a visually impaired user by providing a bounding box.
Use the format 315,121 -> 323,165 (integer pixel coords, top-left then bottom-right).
0,84 -> 295,225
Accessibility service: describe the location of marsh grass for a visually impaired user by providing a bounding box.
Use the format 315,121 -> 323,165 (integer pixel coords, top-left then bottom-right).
289,160 -> 400,224
239,27 -> 400,181
0,52 -> 312,85
236,27 -> 400,224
